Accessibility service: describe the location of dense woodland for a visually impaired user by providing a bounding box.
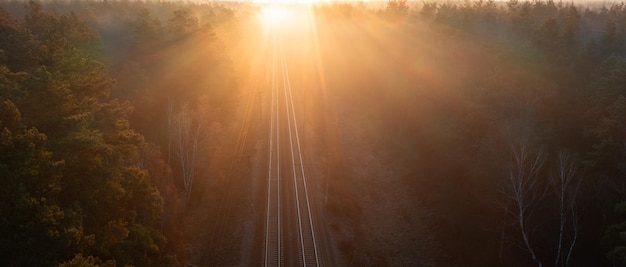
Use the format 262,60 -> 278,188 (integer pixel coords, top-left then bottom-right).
0,0 -> 626,266
314,1 -> 626,266
0,1 -> 252,265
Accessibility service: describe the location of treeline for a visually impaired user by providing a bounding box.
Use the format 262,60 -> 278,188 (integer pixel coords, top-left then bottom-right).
313,1 -> 626,266
0,1 -> 250,265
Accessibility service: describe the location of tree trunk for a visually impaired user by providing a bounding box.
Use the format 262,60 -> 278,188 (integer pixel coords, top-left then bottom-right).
505,142 -> 545,267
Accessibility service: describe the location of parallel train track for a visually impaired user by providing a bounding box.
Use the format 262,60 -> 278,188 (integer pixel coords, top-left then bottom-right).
264,30 -> 320,267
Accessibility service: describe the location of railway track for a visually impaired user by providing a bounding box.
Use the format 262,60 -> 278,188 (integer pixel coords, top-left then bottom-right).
264,29 -> 320,267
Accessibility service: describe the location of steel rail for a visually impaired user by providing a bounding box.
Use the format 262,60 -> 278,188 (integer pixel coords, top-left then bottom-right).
264,31 -> 282,267
279,32 -> 321,267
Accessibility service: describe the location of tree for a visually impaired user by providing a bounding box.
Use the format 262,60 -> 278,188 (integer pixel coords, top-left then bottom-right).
511,1 -> 534,37
604,201 -> 626,266
599,18 -> 618,58
167,8 -> 199,40
532,17 -> 561,57
131,8 -> 163,49
0,99 -> 68,265
0,7 -> 37,71
0,6 -> 173,265
386,0 -> 409,18
560,5 -> 581,58
57,254 -> 115,267
585,56 -> 626,175
23,0 -> 55,39
419,2 -> 437,18
173,103 -> 204,207
502,140 -> 546,267
552,150 -> 581,267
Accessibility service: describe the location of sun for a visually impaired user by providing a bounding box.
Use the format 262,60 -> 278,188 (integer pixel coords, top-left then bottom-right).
255,0 -> 318,3
258,6 -> 293,25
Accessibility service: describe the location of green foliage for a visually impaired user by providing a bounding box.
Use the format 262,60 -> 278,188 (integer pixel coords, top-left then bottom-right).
57,254 -> 115,267
1,0 -> 626,265
0,1 -> 244,264
132,8 -> 163,49
531,17 -> 562,57
511,1 -> 535,36
601,19 -> 619,59
585,56 -> 626,174
0,4 -> 171,265
386,0 -> 409,19
314,1 -> 626,265
167,8 -> 199,40
604,201 -> 626,266
0,98 -> 68,266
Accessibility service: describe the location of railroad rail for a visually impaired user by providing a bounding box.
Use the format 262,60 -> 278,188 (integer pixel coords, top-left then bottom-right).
264,30 -> 320,267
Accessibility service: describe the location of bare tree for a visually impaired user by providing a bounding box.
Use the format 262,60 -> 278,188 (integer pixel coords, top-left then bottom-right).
565,208 -> 580,267
503,141 -> 546,267
553,150 -> 581,267
174,103 -> 203,207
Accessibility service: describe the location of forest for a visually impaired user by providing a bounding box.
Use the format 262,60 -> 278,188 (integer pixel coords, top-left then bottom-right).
0,0 -> 625,266
312,1 -> 626,266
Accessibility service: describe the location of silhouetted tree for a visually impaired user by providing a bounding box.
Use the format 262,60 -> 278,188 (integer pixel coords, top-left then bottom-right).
131,8 -> 163,49
167,8 -> 198,40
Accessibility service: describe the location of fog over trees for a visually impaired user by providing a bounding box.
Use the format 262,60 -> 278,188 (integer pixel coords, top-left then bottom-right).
0,0 -> 625,266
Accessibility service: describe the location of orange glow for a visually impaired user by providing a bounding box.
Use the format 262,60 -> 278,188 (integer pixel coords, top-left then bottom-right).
258,6 -> 293,25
